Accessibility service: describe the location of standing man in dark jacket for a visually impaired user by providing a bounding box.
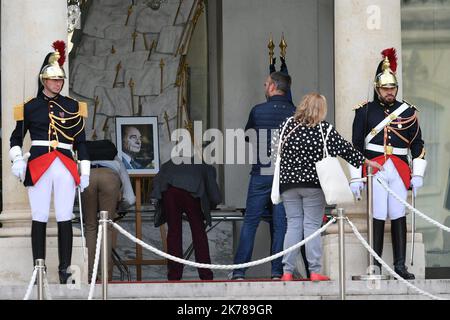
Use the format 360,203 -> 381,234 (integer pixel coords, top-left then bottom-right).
231,72 -> 296,280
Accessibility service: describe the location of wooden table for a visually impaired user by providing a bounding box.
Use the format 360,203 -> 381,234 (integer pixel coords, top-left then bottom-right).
124,174 -> 167,281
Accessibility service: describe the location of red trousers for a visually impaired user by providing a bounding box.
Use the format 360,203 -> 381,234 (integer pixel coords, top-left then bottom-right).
163,186 -> 213,280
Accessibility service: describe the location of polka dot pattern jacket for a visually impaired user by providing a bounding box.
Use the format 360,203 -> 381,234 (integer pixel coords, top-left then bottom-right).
274,118 -> 365,193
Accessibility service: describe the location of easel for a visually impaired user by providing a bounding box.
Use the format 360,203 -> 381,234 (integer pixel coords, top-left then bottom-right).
124,174 -> 167,281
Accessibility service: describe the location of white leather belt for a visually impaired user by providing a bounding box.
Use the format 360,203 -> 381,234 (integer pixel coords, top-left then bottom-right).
31,140 -> 73,151
366,143 -> 408,156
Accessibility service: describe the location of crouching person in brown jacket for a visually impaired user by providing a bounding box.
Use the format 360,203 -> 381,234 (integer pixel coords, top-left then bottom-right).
151,156 -> 222,281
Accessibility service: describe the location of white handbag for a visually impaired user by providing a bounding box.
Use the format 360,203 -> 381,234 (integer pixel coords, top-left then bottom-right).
316,123 -> 354,205
271,118 -> 302,205
271,155 -> 283,205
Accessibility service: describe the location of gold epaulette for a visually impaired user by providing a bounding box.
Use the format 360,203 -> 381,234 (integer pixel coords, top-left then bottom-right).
78,101 -> 88,118
403,99 -> 419,112
13,97 -> 33,121
13,104 -> 24,121
352,101 -> 368,111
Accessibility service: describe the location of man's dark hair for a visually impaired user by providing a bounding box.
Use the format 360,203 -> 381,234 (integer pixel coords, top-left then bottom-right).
270,71 -> 292,94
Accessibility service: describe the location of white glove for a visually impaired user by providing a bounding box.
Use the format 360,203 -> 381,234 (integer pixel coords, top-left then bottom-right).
412,158 -> 427,177
410,176 -> 423,197
11,152 -> 30,182
350,181 -> 364,200
79,175 -> 90,192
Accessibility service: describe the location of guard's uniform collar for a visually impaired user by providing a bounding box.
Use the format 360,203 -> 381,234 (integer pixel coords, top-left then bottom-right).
375,97 -> 397,108
378,100 -> 395,108
40,91 -> 61,101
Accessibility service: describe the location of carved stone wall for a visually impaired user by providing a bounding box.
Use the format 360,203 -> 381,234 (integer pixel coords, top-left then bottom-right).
70,0 -> 202,163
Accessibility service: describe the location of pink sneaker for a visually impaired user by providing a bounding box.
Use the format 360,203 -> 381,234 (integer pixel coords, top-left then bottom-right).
310,272 -> 330,282
280,273 -> 294,281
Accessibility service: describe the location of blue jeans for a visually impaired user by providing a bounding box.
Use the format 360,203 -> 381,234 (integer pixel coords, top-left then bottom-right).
233,174 -> 287,278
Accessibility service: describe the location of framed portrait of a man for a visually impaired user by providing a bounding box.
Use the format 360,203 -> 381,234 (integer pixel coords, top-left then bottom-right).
115,116 -> 160,175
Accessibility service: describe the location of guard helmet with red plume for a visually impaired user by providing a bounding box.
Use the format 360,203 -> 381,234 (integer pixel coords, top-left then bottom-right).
39,40 -> 67,85
374,47 -> 398,89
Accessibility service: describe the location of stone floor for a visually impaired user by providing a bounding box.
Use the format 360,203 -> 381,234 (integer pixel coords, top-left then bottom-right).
4,279 -> 450,300
110,214 -> 235,281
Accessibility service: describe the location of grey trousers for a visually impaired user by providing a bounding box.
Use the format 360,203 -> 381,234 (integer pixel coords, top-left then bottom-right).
281,188 -> 326,274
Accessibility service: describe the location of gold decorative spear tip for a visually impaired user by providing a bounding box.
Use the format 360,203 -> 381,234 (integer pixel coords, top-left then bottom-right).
164,111 -> 171,137
268,34 -> 275,64
113,61 -> 122,88
102,117 -> 109,132
125,5 -> 133,26
129,78 -> 136,115
132,30 -> 138,52
92,96 -> 99,130
160,59 -> 165,94
279,33 -> 287,59
147,40 -> 156,61
142,33 -> 149,51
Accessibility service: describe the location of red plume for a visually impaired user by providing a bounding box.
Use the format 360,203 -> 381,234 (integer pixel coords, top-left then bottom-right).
52,40 -> 66,66
381,48 -> 397,72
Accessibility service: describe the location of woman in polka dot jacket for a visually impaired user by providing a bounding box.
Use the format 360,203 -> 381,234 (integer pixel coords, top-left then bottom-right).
274,93 -> 381,281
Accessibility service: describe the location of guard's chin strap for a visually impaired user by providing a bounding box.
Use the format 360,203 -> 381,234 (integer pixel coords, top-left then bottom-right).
374,88 -> 381,101
374,87 -> 398,105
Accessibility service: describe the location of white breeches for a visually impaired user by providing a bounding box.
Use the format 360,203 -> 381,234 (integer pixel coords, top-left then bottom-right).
27,157 -> 76,223
373,158 -> 407,221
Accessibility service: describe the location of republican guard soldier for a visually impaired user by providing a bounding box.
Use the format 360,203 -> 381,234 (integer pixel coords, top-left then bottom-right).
349,48 -> 426,280
9,41 -> 90,284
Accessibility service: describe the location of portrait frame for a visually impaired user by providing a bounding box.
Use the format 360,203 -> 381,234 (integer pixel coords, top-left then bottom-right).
115,116 -> 160,175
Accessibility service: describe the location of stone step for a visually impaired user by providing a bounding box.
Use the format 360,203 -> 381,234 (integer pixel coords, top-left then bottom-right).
4,279 -> 450,300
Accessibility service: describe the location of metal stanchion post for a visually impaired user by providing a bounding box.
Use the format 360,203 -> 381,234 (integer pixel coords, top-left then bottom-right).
367,166 -> 375,270
36,259 -> 45,300
100,211 -> 109,300
337,208 -> 346,300
353,166 -> 389,281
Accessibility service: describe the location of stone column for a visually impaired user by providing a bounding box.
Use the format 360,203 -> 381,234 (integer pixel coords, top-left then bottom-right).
324,0 -> 425,279
2,0 -> 68,212
335,0 -> 402,153
0,0 -> 87,284
335,1 -> 402,217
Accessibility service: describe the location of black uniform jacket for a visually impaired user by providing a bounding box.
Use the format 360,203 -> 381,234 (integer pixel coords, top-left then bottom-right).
352,99 -> 425,165
10,92 -> 89,186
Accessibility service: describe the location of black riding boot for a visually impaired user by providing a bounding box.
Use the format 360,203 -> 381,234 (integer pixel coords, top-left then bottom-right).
372,218 -> 385,274
391,217 -> 415,280
58,220 -> 73,284
31,221 -> 47,265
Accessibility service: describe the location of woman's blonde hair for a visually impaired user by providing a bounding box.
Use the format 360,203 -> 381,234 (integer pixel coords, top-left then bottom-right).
294,93 -> 328,127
